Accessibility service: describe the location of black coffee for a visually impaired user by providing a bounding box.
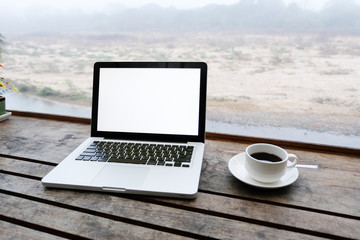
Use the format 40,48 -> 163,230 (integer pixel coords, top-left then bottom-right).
251,152 -> 282,162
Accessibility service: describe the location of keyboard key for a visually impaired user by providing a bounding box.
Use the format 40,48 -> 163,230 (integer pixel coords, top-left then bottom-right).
80,152 -> 96,157
108,158 -> 147,165
97,157 -> 108,162
78,140 -> 193,167
174,156 -> 191,163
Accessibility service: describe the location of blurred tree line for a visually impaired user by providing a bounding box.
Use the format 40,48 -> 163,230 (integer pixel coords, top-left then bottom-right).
1,0 -> 360,34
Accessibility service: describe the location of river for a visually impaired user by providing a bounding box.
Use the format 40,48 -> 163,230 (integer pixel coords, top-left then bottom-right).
5,93 -> 359,149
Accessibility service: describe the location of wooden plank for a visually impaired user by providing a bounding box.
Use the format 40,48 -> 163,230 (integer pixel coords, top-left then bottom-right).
160,192 -> 360,240
0,173 -> 324,240
0,220 -> 65,240
1,116 -> 359,229
0,193 -> 189,240
11,110 -> 91,124
1,134 -> 360,218
1,159 -> 358,239
201,140 -> 360,217
0,116 -> 90,163
0,157 -> 53,179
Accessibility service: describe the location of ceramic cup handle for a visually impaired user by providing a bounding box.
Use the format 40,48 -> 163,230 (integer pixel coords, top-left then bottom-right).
287,154 -> 298,168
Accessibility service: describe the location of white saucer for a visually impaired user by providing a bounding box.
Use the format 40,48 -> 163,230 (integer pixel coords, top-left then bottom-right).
228,152 -> 299,189
0,112 -> 11,122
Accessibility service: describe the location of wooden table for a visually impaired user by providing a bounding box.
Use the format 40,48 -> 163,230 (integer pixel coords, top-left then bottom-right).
1,114 -> 359,239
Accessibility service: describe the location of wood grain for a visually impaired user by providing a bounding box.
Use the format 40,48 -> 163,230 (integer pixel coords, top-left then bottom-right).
1,156 -> 358,239
0,193 -> 188,240
0,220 -> 65,240
0,173 -> 324,240
1,115 -> 359,240
0,116 -> 90,162
201,140 -> 360,217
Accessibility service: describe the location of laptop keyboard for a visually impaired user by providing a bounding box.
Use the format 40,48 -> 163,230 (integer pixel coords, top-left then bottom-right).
75,141 -> 193,167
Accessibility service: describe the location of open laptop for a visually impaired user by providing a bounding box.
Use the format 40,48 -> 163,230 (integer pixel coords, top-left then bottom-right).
42,62 -> 207,198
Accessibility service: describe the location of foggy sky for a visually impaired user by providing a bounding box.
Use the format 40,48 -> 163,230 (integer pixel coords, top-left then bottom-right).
4,0 -> 360,12
2,0 -> 360,34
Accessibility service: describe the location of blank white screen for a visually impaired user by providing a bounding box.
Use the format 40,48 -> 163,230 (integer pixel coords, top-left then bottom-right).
97,68 -> 201,135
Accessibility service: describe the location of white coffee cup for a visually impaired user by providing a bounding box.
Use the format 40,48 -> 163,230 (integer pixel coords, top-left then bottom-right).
244,143 -> 298,183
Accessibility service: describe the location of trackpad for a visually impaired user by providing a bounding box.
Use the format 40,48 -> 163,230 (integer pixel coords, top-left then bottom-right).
92,165 -> 150,189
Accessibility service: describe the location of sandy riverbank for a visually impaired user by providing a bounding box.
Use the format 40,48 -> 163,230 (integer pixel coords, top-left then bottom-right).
3,32 -> 360,136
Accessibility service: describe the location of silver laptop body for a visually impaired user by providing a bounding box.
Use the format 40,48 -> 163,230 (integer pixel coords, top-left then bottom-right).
42,62 -> 207,198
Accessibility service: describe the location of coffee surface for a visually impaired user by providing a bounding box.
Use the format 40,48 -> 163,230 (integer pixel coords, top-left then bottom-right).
250,152 -> 282,162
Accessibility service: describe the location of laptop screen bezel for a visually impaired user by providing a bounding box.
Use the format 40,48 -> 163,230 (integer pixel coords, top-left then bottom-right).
91,62 -> 207,143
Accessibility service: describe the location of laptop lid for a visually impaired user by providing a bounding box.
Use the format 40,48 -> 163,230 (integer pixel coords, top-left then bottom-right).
91,62 -> 207,143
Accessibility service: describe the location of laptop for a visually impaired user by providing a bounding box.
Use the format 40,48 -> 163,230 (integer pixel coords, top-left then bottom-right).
42,62 -> 207,198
